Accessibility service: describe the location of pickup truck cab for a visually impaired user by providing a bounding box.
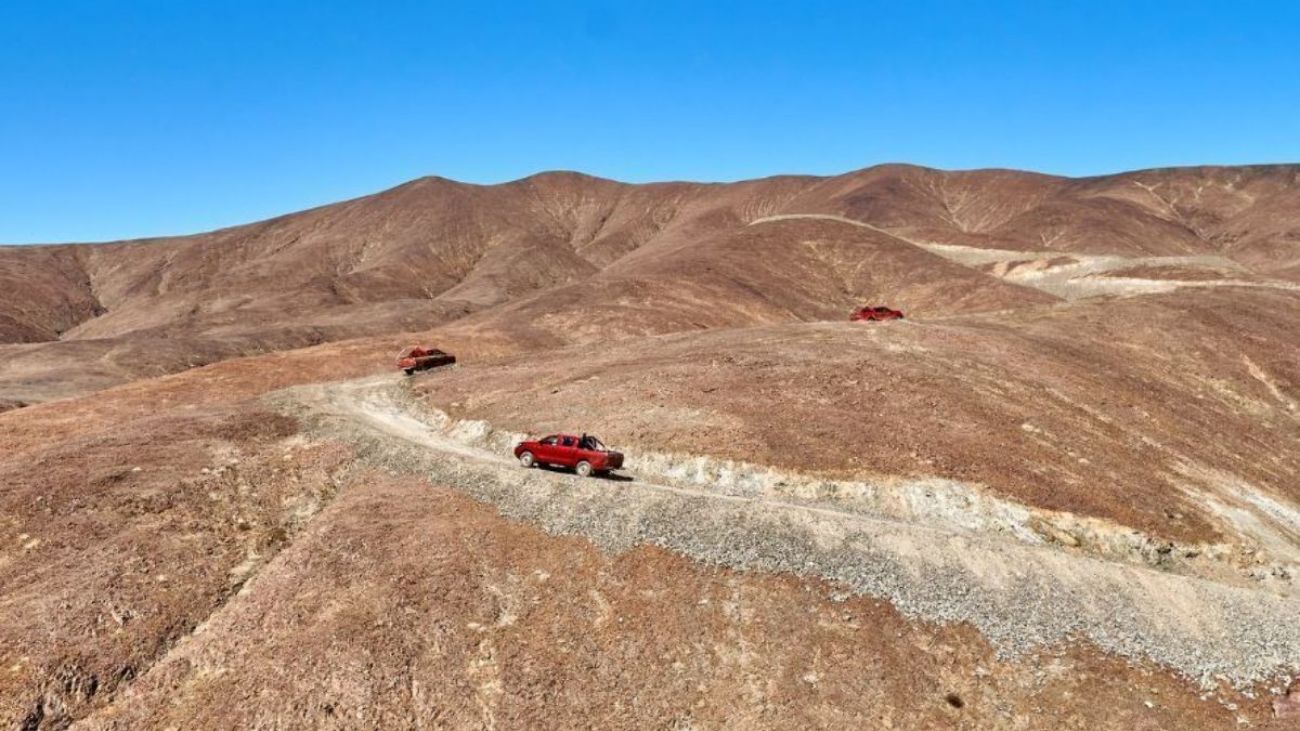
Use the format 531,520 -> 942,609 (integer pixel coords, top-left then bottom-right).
514,434 -> 624,477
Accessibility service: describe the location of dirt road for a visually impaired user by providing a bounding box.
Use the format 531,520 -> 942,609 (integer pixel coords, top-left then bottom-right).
275,375 -> 1300,689
748,213 -> 1300,299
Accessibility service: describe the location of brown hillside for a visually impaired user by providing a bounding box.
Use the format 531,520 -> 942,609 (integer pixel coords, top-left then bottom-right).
429,216 -> 1057,355
2,164 -> 1300,729
3,164 -> 1298,403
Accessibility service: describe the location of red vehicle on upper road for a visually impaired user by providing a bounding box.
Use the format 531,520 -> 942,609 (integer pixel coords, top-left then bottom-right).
514,434 -> 625,477
397,346 -> 456,375
850,306 -> 904,322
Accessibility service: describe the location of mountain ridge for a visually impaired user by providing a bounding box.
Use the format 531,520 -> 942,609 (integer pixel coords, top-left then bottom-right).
1,162 -> 1298,405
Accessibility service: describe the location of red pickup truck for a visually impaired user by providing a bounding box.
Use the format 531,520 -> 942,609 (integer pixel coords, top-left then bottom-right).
850,306 -> 904,322
514,434 -> 624,477
397,346 -> 456,375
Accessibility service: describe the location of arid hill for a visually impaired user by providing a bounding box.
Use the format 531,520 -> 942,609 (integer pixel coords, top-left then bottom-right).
1,164 -> 1299,729
3,164 -> 1298,403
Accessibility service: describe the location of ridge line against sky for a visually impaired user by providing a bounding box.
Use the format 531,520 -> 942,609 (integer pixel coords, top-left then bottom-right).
2,1 -> 1298,244
8,160 -> 1300,248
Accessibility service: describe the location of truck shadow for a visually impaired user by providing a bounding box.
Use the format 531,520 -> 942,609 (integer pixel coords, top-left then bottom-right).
535,464 -> 634,482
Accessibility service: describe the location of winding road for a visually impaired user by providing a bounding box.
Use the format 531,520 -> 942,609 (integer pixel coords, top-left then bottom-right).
274,374 -> 1300,688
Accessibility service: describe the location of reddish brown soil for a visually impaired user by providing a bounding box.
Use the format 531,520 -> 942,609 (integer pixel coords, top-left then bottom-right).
73,480 -> 1271,730
417,286 -> 1300,544
0,327 -> 1287,728
5,164 -> 1299,402
1,164 -> 1298,729
1102,264 -> 1236,281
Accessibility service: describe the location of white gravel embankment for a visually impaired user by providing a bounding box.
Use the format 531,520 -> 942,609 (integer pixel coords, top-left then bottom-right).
273,376 -> 1300,689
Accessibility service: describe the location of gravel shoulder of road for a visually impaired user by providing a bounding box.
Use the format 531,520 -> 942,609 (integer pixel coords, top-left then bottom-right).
272,376 -> 1300,690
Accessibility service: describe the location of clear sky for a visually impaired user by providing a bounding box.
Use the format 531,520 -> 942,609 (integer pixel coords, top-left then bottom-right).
2,1 -> 1298,244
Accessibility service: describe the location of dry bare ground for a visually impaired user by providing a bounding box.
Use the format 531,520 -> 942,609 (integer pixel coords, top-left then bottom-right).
2,164 -> 1300,728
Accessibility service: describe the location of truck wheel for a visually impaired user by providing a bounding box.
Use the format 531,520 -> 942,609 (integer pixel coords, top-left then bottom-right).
404,368 -> 415,376
519,451 -> 535,468
575,461 -> 593,478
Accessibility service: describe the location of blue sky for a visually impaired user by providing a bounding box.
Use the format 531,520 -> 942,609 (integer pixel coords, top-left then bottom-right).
2,1 -> 1298,244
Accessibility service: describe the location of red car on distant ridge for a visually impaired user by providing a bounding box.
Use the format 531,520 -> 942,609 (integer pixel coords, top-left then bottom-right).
850,306 -> 904,322
397,345 -> 455,375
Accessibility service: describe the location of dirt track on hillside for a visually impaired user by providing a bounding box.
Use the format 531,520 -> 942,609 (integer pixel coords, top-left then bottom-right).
749,213 -> 1300,299
275,375 -> 1300,689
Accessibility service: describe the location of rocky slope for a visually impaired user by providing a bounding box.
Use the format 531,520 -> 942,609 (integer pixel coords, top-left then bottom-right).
3,164 -> 1297,402
1,163 -> 1298,728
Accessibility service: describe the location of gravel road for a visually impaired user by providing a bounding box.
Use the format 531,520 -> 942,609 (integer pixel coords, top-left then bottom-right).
273,375 -> 1300,689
